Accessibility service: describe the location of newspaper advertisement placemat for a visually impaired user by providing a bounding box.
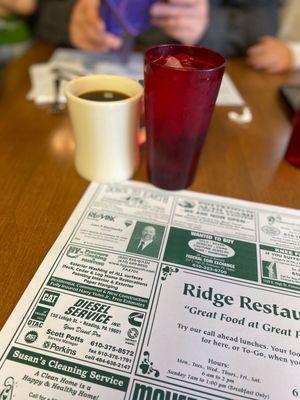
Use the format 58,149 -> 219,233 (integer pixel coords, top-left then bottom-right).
0,181 -> 299,400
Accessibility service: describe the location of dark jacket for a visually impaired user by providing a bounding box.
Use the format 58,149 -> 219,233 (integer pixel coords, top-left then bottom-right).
35,0 -> 280,57
128,237 -> 160,257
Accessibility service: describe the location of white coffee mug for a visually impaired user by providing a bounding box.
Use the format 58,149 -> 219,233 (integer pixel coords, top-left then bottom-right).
65,74 -> 143,182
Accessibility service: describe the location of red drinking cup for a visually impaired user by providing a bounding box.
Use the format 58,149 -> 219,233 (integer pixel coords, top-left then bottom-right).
285,110 -> 300,168
144,44 -> 225,190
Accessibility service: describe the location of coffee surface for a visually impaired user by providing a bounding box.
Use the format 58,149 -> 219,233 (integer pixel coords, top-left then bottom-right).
79,90 -> 130,102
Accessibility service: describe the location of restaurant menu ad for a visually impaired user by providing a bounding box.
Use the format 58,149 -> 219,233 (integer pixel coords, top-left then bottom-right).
1,181 -> 300,400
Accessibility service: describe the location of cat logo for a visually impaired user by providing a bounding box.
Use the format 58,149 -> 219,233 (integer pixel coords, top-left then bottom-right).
40,291 -> 60,307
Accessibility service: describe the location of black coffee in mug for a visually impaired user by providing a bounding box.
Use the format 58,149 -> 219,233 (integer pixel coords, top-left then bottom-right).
79,90 -> 130,102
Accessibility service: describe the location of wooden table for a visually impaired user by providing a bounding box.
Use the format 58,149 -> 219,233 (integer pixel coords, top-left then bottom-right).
0,42 -> 300,330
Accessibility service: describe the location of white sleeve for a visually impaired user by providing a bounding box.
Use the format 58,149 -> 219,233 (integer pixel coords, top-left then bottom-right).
287,42 -> 300,70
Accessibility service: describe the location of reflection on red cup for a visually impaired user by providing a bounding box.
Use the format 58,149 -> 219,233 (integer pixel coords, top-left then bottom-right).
144,44 -> 225,191
285,111 -> 300,168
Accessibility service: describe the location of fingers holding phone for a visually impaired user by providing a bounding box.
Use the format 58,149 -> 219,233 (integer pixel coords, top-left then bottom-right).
69,0 -> 122,52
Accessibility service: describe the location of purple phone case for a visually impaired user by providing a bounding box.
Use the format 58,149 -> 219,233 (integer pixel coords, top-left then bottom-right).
101,0 -> 158,37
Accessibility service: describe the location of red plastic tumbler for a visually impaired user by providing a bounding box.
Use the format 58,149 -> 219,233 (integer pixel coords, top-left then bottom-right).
285,110 -> 300,168
144,44 -> 225,190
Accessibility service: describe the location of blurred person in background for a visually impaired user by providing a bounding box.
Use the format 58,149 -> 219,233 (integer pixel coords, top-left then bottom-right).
247,0 -> 300,73
0,0 -> 37,64
35,0 -> 280,57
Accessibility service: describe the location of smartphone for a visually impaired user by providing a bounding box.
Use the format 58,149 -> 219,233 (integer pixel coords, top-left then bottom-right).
101,0 -> 158,37
279,84 -> 300,114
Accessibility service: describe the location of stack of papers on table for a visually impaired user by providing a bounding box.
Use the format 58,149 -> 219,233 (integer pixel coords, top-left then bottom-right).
28,48 -> 244,107
27,49 -> 144,104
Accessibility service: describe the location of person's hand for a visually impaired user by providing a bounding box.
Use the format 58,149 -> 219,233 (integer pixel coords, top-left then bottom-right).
150,0 -> 209,45
0,0 -> 36,15
69,0 -> 122,52
247,36 -> 293,73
